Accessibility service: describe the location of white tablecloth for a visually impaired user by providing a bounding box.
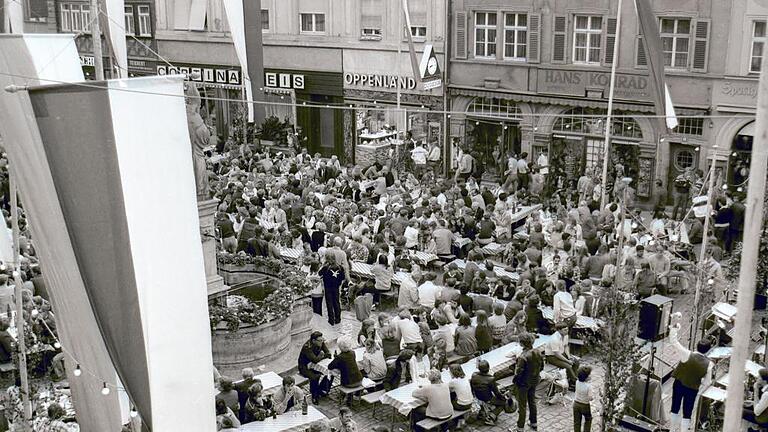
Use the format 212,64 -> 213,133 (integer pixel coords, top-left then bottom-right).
237,406 -> 327,432
280,248 -> 303,261
350,261 -> 408,285
448,259 -> 518,281
412,251 -> 439,265
480,242 -> 506,256
380,335 -> 552,416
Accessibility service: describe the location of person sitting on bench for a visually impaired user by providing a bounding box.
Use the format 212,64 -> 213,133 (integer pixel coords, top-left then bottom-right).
411,368 -> 454,431
743,368 -> 768,430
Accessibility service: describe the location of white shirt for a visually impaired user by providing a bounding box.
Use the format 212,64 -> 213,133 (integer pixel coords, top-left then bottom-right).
553,291 -> 577,321
537,154 -> 549,175
404,226 -> 420,248
449,378 -> 474,405
418,281 -> 442,308
398,318 -> 423,344
411,146 -> 428,165
517,159 -> 529,174
544,331 -> 567,356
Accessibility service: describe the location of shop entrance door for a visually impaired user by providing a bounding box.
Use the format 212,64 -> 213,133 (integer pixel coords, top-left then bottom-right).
550,136 -> 585,190
667,143 -> 698,201
466,120 -> 519,177
297,94 -> 343,159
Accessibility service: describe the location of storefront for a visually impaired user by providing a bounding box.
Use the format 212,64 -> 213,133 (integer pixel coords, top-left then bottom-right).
712,78 -> 759,191
343,49 -> 445,167
157,62 -> 244,148
263,68 -> 344,159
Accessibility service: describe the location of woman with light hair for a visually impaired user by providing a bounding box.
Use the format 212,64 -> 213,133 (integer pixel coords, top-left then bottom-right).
328,337 -> 363,404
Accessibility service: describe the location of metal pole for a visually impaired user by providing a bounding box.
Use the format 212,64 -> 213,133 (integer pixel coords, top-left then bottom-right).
688,148 -> 718,349
90,0 -> 104,80
722,48 -> 768,432
600,0 -> 623,210
9,171 -> 31,428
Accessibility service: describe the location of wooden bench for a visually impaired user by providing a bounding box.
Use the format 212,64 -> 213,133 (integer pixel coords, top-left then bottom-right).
360,389 -> 386,418
446,353 -> 466,365
497,375 -> 515,389
416,409 -> 469,431
337,384 -> 365,405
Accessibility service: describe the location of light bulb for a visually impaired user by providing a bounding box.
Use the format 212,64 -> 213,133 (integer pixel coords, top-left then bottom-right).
707,279 -> 714,285
102,383 -> 110,395
53,342 -> 61,349
722,184 -> 728,190
73,364 -> 82,377
130,408 -> 138,418
30,309 -> 38,317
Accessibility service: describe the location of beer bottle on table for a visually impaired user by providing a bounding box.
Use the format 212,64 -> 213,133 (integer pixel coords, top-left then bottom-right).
301,394 -> 308,415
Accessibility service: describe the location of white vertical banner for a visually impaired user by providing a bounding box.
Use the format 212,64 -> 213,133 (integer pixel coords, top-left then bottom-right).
222,0 -> 254,121
104,0 -> 128,78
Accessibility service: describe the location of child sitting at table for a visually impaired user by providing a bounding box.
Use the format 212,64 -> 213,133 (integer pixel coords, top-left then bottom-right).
428,338 -> 448,372
488,304 -> 508,347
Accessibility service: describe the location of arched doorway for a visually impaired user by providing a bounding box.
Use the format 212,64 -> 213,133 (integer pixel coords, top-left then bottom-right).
464,97 -> 522,177
729,121 -> 754,188
551,107 -> 644,190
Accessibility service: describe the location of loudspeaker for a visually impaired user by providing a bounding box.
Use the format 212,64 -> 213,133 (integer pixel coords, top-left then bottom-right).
638,295 -> 674,342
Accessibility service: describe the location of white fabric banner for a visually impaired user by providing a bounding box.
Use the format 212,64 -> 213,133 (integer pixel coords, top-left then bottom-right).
104,0 -> 128,78
22,34 -> 84,83
3,0 -> 23,33
222,0 -> 254,121
107,76 -> 216,431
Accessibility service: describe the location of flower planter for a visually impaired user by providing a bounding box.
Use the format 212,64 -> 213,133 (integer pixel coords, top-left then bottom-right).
212,316 -> 292,377
218,263 -> 281,285
290,296 -> 313,337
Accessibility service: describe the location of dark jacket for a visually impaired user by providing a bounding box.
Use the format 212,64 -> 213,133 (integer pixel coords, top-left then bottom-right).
328,351 -> 363,387
0,331 -> 13,363
310,231 -> 326,252
525,306 -> 547,334
298,341 -> 330,378
514,348 -> 544,387
384,360 -> 410,390
470,372 -> 503,402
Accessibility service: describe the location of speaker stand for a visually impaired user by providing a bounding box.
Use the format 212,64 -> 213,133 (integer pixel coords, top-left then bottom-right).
642,341 -> 656,417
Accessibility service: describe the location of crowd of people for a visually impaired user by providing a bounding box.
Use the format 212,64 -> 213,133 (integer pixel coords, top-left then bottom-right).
209,134 -> 751,432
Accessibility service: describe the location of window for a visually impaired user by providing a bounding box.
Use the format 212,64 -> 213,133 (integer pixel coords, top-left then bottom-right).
573,15 -> 602,64
467,97 -> 521,119
60,4 -> 72,31
674,150 -> 695,171
25,0 -> 48,21
138,5 -> 151,36
553,108 -> 642,139
60,3 -> 90,32
660,18 -> 690,68
674,118 -> 704,136
751,21 -> 766,73
300,13 -> 325,33
408,0 -> 427,39
261,9 -> 269,31
360,0 -> 383,39
503,13 -> 527,59
474,12 -> 497,58
124,6 -> 135,35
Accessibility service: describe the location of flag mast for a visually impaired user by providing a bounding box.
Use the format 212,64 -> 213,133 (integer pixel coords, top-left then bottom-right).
600,0 -> 623,210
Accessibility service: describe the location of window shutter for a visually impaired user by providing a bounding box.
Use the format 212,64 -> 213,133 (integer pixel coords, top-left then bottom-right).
454,11 -> 467,59
188,0 -> 208,31
603,17 -> 617,65
691,19 -> 710,72
635,35 -> 647,68
527,13 -> 541,63
552,15 -> 567,63
173,0 -> 191,30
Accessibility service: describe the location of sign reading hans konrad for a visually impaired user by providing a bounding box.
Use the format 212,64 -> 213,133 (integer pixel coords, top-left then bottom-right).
419,44 -> 442,90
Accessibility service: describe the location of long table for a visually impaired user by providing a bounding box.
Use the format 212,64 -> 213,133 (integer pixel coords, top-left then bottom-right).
236,406 -> 327,432
448,259 -> 519,281
465,293 -> 603,331
379,334 -> 553,416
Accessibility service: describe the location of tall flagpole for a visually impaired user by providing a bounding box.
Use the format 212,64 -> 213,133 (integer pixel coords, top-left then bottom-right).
722,45 -> 768,432
9,169 -> 31,428
600,0 -> 623,210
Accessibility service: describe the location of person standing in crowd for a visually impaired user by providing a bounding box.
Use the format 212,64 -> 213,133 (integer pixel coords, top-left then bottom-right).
672,167 -> 694,221
668,321 -> 712,432
298,331 -> 332,405
573,366 -> 594,432
411,141 -> 429,178
517,153 -> 530,190
319,254 -> 345,326
427,141 -> 441,173
514,333 -> 543,432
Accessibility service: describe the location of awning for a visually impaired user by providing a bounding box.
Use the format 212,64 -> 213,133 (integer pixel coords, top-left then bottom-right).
450,85 -> 708,115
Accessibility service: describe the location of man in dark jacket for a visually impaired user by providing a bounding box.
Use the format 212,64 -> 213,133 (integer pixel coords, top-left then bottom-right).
514,333 -> 543,432
298,331 -> 332,404
234,368 -> 257,421
0,319 -> 14,364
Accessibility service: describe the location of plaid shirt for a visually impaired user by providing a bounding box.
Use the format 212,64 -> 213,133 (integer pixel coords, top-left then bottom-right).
324,205 -> 340,224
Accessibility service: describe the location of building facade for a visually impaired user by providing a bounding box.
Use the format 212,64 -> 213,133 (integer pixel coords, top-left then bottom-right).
155,0 -> 446,163
52,0 -> 158,78
448,0 -> 732,203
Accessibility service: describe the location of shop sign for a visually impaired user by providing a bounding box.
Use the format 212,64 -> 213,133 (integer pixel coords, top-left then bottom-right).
713,79 -> 758,109
343,72 -> 418,90
537,69 -> 652,101
79,56 -> 94,67
156,64 -> 241,86
264,72 -> 305,90
128,59 -> 156,74
419,44 -> 442,90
